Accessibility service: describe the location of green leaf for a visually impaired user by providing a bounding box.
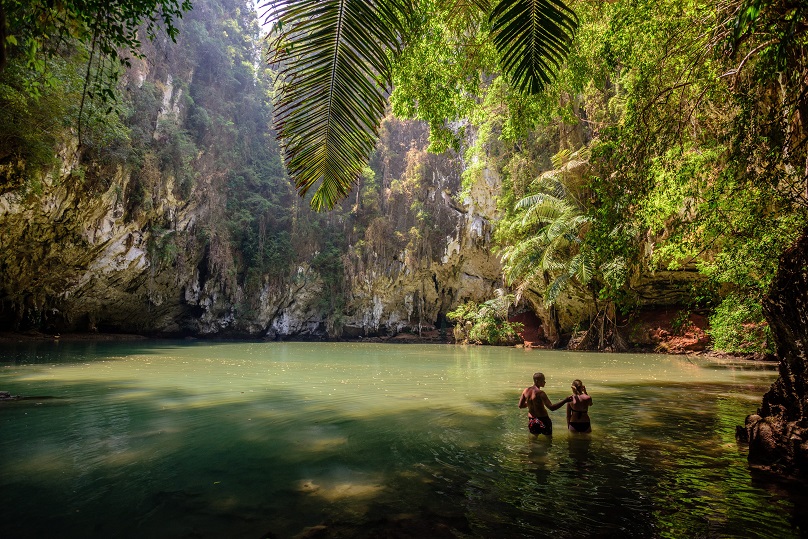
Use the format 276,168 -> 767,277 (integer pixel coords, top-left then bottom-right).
6,35 -> 18,46
266,0 -> 410,211
489,0 -> 578,94
570,251 -> 594,284
545,273 -> 570,305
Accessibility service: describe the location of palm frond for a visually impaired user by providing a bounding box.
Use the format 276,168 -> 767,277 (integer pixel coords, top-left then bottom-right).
550,147 -> 572,169
501,237 -> 547,280
489,0 -> 578,94
447,0 -> 492,19
569,214 -> 591,229
515,192 -> 552,210
569,251 -> 595,284
518,193 -> 573,226
542,218 -> 574,245
266,0 -> 409,210
537,235 -> 564,271
535,171 -> 566,198
544,272 -> 570,305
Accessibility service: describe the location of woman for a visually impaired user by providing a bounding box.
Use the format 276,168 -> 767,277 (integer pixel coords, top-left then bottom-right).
566,379 -> 593,433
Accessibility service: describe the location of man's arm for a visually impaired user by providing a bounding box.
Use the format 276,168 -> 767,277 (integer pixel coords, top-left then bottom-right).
542,392 -> 572,411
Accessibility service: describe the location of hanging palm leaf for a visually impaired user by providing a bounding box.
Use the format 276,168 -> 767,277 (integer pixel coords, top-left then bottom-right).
502,235 -> 549,283
264,0 -> 577,209
568,251 -> 595,284
489,0 -> 578,94
544,272 -> 570,305
265,0 -> 410,211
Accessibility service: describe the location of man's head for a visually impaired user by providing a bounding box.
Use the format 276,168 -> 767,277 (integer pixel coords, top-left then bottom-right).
533,372 -> 545,387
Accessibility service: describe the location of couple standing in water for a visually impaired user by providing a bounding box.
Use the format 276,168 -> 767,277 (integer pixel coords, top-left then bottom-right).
518,372 -> 592,436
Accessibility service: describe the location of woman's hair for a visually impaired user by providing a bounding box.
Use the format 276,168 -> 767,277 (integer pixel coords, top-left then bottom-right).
571,379 -> 584,393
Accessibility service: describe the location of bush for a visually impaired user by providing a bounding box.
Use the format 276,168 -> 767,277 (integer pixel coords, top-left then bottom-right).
448,297 -> 524,346
708,294 -> 772,354
468,318 -> 524,345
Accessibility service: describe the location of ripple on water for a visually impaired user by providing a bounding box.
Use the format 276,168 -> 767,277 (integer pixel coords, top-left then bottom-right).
0,342 -> 803,538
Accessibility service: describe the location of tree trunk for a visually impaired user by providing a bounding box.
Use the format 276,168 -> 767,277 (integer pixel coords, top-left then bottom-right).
738,227 -> 808,476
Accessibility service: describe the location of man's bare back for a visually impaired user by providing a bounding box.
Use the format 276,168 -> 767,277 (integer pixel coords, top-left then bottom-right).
519,384 -> 552,418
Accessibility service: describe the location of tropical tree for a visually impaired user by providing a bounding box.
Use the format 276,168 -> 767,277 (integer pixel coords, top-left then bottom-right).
1,0 -> 192,85
1,0 -> 193,145
262,0 -> 579,210
499,147 -> 628,349
504,183 -> 593,306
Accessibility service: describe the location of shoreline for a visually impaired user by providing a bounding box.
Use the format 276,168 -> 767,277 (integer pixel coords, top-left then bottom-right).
0,331 -> 150,343
0,330 -> 776,362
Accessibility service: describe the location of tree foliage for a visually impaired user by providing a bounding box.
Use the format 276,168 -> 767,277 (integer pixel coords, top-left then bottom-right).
447,290 -> 524,344
264,0 -> 410,211
457,0 -> 807,350
263,0 -> 578,210
1,0 -> 192,78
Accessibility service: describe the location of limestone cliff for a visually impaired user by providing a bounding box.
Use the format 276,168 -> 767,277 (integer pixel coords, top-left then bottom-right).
0,0 -> 503,338
0,113 -> 502,338
0,0 -> 703,342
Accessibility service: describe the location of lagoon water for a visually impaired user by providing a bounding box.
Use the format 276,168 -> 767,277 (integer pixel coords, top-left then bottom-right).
0,341 -> 804,538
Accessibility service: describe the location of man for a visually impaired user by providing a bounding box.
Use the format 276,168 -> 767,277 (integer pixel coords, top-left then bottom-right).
518,372 -> 571,437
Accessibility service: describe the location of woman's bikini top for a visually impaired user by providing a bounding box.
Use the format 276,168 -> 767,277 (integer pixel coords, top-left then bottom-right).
568,397 -> 589,416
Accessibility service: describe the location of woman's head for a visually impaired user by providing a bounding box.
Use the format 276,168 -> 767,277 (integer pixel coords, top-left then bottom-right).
571,379 -> 584,394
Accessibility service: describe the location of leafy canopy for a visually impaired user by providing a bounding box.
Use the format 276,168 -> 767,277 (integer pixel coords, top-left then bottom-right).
0,0 -> 191,100
263,0 -> 578,210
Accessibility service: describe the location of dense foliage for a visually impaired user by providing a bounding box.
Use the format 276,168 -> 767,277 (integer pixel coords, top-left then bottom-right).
390,0 -> 807,351
447,291 -> 524,345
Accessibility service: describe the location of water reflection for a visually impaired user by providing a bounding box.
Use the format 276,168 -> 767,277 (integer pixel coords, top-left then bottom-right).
567,434 -> 592,466
0,342 -> 802,538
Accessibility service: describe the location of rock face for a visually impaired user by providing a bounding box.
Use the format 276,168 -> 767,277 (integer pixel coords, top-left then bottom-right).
0,0 -> 506,340
0,128 -> 501,338
739,228 -> 808,476
0,105 -> 502,339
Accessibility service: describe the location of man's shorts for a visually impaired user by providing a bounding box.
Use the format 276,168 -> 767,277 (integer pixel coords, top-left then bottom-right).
528,416 -> 552,436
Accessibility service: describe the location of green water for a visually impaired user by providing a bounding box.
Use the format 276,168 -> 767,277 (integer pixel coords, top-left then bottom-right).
0,341 -> 804,538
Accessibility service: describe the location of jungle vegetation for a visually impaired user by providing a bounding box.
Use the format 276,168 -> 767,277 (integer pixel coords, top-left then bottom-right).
266,0 -> 807,351
0,0 -> 806,351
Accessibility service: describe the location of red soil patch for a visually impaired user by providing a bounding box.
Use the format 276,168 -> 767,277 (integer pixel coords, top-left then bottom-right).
509,311 -> 551,348
626,309 -> 710,353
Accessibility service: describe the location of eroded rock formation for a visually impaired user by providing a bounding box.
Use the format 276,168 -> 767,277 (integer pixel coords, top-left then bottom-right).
739,228 -> 808,476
